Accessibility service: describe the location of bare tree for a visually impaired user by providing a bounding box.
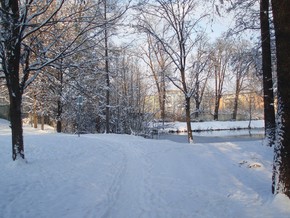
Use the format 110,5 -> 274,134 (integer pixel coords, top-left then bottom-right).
136,0 -> 207,142
96,0 -> 132,133
211,38 -> 232,121
230,40 -> 256,120
141,33 -> 171,124
191,37 -> 212,119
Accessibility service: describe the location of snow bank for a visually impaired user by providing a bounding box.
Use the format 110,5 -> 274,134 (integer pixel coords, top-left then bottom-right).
156,120 -> 264,133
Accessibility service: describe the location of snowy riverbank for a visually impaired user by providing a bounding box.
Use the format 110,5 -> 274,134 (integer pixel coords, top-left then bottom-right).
153,120 -> 264,133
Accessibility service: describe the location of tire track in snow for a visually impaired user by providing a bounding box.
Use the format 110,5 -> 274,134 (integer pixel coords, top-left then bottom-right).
96,145 -> 127,218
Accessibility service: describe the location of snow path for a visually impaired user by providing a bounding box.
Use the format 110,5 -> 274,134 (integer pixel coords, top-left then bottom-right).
1,120 -> 290,218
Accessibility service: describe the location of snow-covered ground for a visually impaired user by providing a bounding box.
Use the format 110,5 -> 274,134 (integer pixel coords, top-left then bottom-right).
1,119 -> 290,218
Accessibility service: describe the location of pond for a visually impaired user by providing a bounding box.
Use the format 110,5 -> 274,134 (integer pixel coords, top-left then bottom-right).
154,128 -> 265,144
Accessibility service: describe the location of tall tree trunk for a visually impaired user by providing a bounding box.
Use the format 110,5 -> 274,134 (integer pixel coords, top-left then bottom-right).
160,80 -> 166,126
2,0 -> 25,160
271,0 -> 290,198
260,0 -> 276,146
181,63 -> 193,142
194,75 -> 200,119
56,69 -> 63,133
104,0 -> 110,133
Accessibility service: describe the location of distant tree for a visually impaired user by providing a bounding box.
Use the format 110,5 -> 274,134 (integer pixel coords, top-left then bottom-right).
110,49 -> 149,135
271,0 -> 290,198
136,0 -> 207,142
95,0 -> 131,133
141,33 -> 171,124
230,40 -> 255,120
210,38 -> 233,120
191,37 -> 212,119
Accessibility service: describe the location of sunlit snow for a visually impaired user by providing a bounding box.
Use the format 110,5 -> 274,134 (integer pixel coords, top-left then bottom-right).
0,119 -> 289,218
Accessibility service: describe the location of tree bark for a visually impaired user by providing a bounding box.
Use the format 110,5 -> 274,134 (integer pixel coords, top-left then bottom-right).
185,97 -> 193,143
33,94 -> 38,128
41,115 -> 44,130
232,92 -> 239,120
271,0 -> 290,198
260,0 -> 276,146
56,62 -> 63,133
9,89 -> 25,161
104,0 -> 110,133
1,0 -> 25,160
232,77 -> 241,120
213,95 -> 221,121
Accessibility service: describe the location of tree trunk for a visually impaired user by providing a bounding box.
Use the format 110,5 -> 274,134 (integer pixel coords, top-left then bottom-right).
56,62 -> 63,133
213,94 -> 221,121
185,97 -> 193,143
232,78 -> 240,120
232,93 -> 239,120
194,76 -> 200,119
104,0 -> 110,134
33,94 -> 38,128
10,91 -> 25,161
160,81 -> 166,126
41,114 -> 45,130
194,101 -> 200,119
56,99 -> 62,133
260,0 -> 276,146
2,0 -> 25,160
271,0 -> 290,198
